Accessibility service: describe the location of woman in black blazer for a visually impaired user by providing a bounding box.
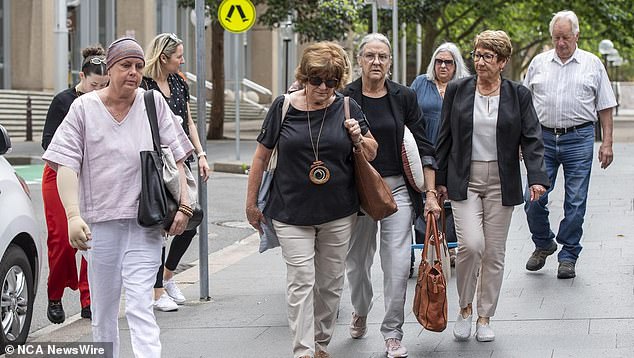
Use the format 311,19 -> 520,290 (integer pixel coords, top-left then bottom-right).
435,30 -> 549,342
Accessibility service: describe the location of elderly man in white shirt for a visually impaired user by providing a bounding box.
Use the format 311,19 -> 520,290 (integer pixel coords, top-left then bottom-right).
523,10 -> 616,279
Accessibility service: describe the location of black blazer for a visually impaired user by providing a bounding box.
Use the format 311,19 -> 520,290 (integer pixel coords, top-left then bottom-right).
435,76 -> 549,206
342,78 -> 437,217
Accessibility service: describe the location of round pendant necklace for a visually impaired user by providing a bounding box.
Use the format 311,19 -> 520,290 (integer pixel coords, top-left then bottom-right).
306,97 -> 331,185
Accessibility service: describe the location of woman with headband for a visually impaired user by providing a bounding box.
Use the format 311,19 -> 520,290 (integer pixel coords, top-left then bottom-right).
43,37 -> 194,358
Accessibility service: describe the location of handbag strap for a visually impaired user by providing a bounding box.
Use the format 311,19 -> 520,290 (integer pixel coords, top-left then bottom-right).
268,94 -> 291,171
421,211 -> 442,264
143,90 -> 161,153
440,198 -> 447,234
344,96 -> 363,152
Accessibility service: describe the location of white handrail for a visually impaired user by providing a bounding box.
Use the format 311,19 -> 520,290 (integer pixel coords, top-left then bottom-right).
184,72 -> 213,90
242,78 -> 272,95
183,72 -> 272,96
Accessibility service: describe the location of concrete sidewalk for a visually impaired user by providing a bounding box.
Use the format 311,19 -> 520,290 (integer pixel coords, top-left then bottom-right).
25,142 -> 634,358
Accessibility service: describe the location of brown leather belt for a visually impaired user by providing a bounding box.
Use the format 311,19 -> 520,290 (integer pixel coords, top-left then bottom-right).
541,121 -> 593,135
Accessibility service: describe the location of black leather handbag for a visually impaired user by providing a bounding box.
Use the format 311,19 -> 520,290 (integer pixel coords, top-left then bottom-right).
138,146 -> 169,227
137,90 -> 203,230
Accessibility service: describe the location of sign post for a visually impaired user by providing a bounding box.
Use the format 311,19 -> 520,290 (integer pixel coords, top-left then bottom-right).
218,0 -> 256,160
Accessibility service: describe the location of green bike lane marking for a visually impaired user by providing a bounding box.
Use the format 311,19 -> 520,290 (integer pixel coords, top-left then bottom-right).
13,164 -> 44,184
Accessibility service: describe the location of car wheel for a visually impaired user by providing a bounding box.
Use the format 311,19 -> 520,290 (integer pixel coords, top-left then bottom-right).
0,244 -> 34,350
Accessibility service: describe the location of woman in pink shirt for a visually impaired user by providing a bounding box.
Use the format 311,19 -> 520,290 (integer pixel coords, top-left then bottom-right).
43,37 -> 193,358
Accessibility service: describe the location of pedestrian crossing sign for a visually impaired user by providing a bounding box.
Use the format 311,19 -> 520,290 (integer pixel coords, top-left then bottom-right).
218,0 -> 256,33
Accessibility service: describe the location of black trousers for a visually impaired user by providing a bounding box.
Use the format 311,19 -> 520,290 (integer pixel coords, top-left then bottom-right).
154,228 -> 197,288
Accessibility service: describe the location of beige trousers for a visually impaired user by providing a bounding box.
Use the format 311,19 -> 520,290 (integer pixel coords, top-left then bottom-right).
451,161 -> 514,318
274,214 -> 356,358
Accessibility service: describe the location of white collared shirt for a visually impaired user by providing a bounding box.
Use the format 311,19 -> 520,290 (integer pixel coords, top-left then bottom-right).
523,47 -> 616,128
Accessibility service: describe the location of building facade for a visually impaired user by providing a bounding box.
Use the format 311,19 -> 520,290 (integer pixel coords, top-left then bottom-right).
3,0 -> 296,99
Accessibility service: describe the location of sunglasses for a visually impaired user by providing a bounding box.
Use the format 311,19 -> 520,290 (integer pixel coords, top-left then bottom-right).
160,33 -> 181,55
308,76 -> 339,88
435,59 -> 455,67
82,56 -> 106,69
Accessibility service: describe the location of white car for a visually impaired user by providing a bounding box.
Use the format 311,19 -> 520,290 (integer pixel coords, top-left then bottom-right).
0,125 -> 41,349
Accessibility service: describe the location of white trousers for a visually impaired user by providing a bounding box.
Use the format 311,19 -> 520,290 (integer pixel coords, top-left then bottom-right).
274,214 -> 356,358
346,176 -> 414,340
451,161 -> 514,318
87,219 -> 163,358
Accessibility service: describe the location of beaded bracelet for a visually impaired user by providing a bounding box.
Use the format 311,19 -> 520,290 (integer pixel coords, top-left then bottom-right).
178,204 -> 194,218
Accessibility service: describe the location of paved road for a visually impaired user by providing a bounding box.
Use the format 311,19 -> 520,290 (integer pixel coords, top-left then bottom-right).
21,164 -> 254,332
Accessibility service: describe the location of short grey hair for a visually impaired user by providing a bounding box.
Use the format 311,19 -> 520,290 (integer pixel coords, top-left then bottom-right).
356,33 -> 392,57
425,42 -> 470,80
549,10 -> 579,36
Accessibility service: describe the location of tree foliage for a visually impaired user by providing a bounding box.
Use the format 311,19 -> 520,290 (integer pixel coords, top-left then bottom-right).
254,0 -> 364,43
395,0 -> 634,81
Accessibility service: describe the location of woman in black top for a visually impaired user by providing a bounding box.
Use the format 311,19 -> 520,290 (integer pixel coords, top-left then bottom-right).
41,45 -> 109,324
246,42 -> 377,358
341,33 -> 441,358
141,33 -> 210,312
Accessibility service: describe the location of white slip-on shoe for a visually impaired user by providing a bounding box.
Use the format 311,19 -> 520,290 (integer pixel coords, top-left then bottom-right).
163,279 -> 186,304
475,322 -> 495,342
453,313 -> 472,341
153,293 -> 178,312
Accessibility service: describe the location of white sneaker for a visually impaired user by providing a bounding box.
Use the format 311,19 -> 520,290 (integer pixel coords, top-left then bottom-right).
453,313 -> 472,341
153,293 -> 178,312
476,321 -> 495,342
385,338 -> 408,358
163,279 -> 186,304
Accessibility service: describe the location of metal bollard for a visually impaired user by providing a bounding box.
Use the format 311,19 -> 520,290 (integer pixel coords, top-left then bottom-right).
26,96 -> 33,142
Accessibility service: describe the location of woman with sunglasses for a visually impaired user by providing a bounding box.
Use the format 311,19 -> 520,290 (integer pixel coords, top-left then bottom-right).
341,33 -> 441,358
41,45 -> 109,324
435,30 -> 548,342
246,41 -> 377,358
411,43 -> 469,145
141,33 -> 210,312
409,43 -> 470,272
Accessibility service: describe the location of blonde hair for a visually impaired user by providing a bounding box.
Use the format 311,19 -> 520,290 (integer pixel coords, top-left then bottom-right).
473,30 -> 513,61
144,33 -> 183,80
295,41 -> 351,90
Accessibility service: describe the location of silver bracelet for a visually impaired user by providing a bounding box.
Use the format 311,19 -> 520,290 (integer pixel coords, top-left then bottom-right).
197,151 -> 207,158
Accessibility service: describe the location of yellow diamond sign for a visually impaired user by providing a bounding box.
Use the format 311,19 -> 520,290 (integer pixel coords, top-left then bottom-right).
218,0 -> 256,34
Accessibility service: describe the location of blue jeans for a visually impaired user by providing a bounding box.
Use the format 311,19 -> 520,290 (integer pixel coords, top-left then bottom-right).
524,124 -> 594,263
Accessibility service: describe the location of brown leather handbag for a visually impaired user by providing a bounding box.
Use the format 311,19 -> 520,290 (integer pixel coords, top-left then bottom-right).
413,211 -> 448,332
344,97 -> 397,221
